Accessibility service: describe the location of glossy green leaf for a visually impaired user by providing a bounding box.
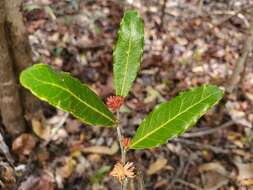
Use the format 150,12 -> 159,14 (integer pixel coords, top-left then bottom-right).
113,10 -> 144,97
130,85 -> 224,149
20,64 -> 116,127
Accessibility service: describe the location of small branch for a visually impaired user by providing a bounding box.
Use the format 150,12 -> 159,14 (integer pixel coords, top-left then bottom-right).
159,0 -> 168,31
173,138 -> 230,154
137,169 -> 145,190
175,179 -> 202,190
226,17 -> 253,93
182,121 -> 234,138
0,131 -> 14,164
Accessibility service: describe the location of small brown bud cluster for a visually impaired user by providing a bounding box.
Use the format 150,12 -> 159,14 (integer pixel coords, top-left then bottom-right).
106,95 -> 124,111
110,162 -> 135,182
121,138 -> 131,149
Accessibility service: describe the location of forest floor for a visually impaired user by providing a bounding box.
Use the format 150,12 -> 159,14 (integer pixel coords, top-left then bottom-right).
1,0 -> 253,189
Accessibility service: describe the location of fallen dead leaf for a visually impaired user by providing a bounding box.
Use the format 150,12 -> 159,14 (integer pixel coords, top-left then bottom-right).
18,173 -> 54,190
0,161 -> 15,189
144,86 -> 161,104
82,142 -> 118,155
240,178 -> 253,186
235,162 -> 253,181
32,118 -> 51,140
147,157 -> 168,175
201,171 -> 229,189
56,157 -> 76,179
12,133 -> 36,156
198,162 -> 228,176
226,101 -> 252,128
198,162 -> 230,189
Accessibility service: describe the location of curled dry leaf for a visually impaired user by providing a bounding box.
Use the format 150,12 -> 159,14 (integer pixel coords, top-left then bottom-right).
226,101 -> 252,128
82,142 -> 118,155
198,162 -> 228,176
56,157 -> 76,179
235,162 -> 253,181
0,162 -> 16,189
198,162 -> 229,189
144,86 -> 162,104
147,157 -> 168,175
32,118 -> 51,140
12,133 -> 36,156
18,173 -> 54,190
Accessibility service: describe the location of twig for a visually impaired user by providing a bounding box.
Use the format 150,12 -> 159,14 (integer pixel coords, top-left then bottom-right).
0,131 -> 14,164
205,179 -> 229,190
175,179 -> 202,190
137,168 -> 145,190
226,17 -> 253,93
41,112 -> 69,147
173,138 -> 230,154
159,0 -> 168,31
170,155 -> 185,187
182,121 -> 234,138
51,112 -> 69,134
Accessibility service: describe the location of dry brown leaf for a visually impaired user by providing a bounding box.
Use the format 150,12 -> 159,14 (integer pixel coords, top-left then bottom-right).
12,133 -> 36,156
147,157 -> 168,175
198,162 -> 228,176
144,86 -> 160,104
226,101 -> 252,128
82,142 -> 118,155
235,162 -> 253,181
0,162 -> 15,189
154,179 -> 168,189
240,178 -> 253,186
32,118 -> 51,140
201,171 -> 229,189
18,173 -> 54,190
56,158 -> 76,179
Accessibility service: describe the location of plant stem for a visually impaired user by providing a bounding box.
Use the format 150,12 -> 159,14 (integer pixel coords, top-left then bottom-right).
117,126 -> 126,163
116,110 -> 126,164
116,110 -> 128,190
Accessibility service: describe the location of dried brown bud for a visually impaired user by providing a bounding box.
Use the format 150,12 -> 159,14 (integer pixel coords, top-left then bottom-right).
110,162 -> 135,182
106,95 -> 124,111
121,138 -> 131,149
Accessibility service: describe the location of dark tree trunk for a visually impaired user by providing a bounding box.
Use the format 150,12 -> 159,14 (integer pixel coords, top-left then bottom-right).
0,0 -> 41,136
5,0 -> 41,120
0,1 -> 25,136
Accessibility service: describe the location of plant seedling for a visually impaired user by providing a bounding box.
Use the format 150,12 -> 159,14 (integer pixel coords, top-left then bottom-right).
20,10 -> 224,190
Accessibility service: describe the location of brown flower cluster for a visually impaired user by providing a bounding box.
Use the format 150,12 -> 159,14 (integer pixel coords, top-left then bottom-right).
110,162 -> 135,182
106,95 -> 124,111
121,138 -> 131,149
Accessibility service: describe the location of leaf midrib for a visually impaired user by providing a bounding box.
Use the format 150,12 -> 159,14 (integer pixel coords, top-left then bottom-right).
130,91 -> 220,148
119,21 -> 133,96
27,72 -> 115,123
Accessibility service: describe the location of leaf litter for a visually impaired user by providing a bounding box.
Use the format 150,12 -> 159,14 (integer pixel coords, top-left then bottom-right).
1,0 -> 253,189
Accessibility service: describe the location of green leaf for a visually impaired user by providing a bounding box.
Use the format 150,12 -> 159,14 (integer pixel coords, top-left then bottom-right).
130,85 -> 224,149
113,10 -> 144,97
90,165 -> 111,184
20,64 -> 116,127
